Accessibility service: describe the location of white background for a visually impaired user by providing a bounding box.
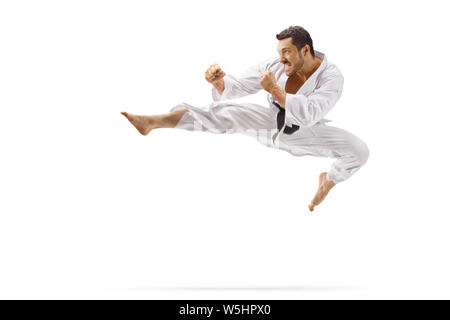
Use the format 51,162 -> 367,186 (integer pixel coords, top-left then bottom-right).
1,0 -> 449,299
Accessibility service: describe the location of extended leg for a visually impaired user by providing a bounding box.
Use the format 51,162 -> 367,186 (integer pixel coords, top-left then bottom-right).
170,101 -> 278,135
122,101 -> 278,137
120,108 -> 189,136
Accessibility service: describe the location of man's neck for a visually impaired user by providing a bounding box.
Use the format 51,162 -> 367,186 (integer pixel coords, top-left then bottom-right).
296,57 -> 322,80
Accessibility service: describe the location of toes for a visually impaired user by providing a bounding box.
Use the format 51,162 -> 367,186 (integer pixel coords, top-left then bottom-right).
308,203 -> 314,211
122,112 -> 135,123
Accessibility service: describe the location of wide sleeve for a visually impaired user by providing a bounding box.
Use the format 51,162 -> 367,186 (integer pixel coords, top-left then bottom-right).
212,59 -> 271,101
284,74 -> 344,127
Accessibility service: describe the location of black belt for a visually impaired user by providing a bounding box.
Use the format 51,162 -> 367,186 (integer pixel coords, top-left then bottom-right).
273,100 -> 300,134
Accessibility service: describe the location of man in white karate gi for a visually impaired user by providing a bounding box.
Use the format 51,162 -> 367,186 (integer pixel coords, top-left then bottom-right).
121,26 -> 370,211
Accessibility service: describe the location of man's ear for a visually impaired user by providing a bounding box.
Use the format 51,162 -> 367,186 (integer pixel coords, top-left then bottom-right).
302,45 -> 310,57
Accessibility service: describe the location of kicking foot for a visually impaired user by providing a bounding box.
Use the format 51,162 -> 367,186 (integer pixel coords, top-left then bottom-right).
308,172 -> 336,212
121,111 -> 159,136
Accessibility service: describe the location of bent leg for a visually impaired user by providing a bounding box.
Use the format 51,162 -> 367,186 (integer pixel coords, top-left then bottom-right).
276,123 -> 369,210
298,123 -> 370,184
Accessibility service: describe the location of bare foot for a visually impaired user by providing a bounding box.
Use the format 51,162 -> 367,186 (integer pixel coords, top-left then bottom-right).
121,111 -> 159,136
308,172 -> 336,212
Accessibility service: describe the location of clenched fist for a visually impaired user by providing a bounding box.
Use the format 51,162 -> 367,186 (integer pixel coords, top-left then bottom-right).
205,63 -> 226,84
259,71 -> 278,93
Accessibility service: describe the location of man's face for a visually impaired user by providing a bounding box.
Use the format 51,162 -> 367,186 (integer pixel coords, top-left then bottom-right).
277,38 -> 304,77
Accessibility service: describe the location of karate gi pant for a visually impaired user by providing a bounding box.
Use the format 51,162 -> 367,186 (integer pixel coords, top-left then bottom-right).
170,101 -> 369,184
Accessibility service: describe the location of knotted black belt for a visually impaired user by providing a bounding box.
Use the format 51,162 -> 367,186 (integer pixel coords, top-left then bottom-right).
273,100 -> 300,134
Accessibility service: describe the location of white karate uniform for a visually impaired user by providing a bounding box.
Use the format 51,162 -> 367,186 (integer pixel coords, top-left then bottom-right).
170,50 -> 369,184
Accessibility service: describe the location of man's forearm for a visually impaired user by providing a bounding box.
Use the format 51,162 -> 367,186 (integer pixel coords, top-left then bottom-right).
213,79 -> 225,95
270,85 -> 287,108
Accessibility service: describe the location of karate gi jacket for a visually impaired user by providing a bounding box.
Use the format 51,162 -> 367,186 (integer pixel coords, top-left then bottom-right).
212,50 -> 344,127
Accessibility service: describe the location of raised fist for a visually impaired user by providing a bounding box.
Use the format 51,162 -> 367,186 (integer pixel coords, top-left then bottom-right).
259,70 -> 277,92
205,63 -> 226,84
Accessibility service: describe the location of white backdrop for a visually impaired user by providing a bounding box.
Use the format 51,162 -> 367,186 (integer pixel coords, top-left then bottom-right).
1,0 -> 449,299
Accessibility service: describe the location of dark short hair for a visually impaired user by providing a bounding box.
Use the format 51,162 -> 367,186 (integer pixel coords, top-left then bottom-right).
276,26 -> 315,58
